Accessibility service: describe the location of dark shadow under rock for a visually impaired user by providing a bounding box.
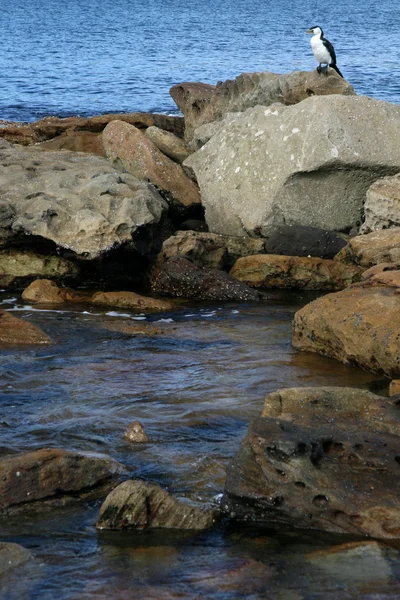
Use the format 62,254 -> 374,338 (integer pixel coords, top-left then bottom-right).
263,225 -> 348,259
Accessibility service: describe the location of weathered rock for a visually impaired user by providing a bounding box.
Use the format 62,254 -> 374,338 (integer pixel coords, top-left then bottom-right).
37,130 -> 106,157
0,112 -> 184,146
151,256 -> 261,301
185,96 -> 400,237
96,479 -> 216,530
0,145 -> 168,260
359,263 -> 400,288
0,249 -> 78,289
102,120 -> 201,207
389,380 -> 400,396
230,254 -> 362,290
263,225 -> 347,259
124,421 -> 150,443
0,310 -> 51,345
0,448 -> 122,514
171,70 -> 354,142
360,173 -> 400,233
292,286 -> 400,376
144,126 -> 191,163
91,290 -> 175,312
223,387 -> 400,538
160,230 -> 265,270
100,320 -> 173,337
0,542 -> 31,576
21,279 -> 89,304
335,228 -> 400,267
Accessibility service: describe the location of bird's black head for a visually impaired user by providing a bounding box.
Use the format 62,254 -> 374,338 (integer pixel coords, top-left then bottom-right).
306,26 -> 324,36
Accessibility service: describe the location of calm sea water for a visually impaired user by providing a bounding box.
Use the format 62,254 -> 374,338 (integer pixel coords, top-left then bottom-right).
1,0 -> 400,122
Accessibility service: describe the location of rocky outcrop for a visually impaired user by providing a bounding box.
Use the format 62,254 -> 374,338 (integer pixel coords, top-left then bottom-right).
223,387 -> 400,538
0,249 -> 78,289
0,448 -> 122,514
96,479 -> 216,530
0,543 -> 31,576
292,286 -> 400,377
102,120 -> 201,207
361,174 -> 400,233
263,225 -> 347,259
0,145 -> 168,260
159,230 -> 265,270
171,70 -> 354,143
0,112 -> 184,146
144,126 -> 190,163
185,96 -> 400,237
0,310 -> 51,345
150,256 -> 261,301
230,255 -> 362,290
336,228 -> 400,267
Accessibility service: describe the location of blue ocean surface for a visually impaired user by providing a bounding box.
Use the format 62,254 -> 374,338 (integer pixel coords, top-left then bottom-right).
1,0 -> 400,122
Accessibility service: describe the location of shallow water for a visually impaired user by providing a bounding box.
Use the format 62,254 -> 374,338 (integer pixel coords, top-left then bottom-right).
1,0 -> 400,122
1,290 -> 399,599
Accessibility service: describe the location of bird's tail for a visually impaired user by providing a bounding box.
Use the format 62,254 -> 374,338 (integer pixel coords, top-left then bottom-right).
330,64 -> 344,78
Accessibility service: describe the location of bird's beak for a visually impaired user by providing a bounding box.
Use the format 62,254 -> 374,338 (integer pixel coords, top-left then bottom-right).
306,29 -> 313,34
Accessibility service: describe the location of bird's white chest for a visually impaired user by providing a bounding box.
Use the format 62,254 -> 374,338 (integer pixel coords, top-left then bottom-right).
310,35 -> 331,64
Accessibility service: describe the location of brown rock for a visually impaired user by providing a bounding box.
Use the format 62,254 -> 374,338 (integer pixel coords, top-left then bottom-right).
160,230 -> 265,270
0,448 -> 122,514
101,321 -> 172,337
223,387 -> 400,538
0,542 -> 31,576
171,70 -> 354,142
358,263 -> 400,288
22,279 -> 89,304
230,254 -> 362,290
389,380 -> 400,396
292,286 -> 400,377
102,120 -> 201,207
0,310 -> 51,345
91,291 -> 176,312
0,112 -> 184,146
37,130 -> 106,156
96,479 -> 217,530
150,256 -> 261,301
124,421 -> 150,443
144,126 -> 191,163
335,229 -> 400,267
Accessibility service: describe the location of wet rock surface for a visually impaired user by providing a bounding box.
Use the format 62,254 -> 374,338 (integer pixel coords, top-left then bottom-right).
96,479 -> 216,530
0,310 -> 51,345
0,542 -> 31,576
336,228 -> 400,267
185,96 -> 400,236
91,290 -> 176,312
263,225 -> 348,259
123,421 -> 150,443
230,254 -> 362,290
292,286 -> 400,376
223,387 -> 400,538
21,279 -> 89,304
150,256 -> 262,301
0,449 -> 122,514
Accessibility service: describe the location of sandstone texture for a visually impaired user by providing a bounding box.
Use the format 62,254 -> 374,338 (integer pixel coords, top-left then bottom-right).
223,387 -> 400,538
0,112 -> 184,146
151,256 -> 261,301
144,126 -> 190,163
263,225 -> 347,258
230,254 -> 362,290
160,230 -> 265,270
389,380 -> 400,396
0,448 -> 122,514
336,228 -> 400,267
96,479 -> 216,530
361,173 -> 400,233
171,70 -> 354,142
292,286 -> 400,377
359,263 -> 400,288
0,542 -> 31,576
102,120 -> 201,207
185,96 -> 400,236
0,249 -> 78,289
21,279 -> 89,304
0,310 -> 51,345
0,145 -> 168,260
91,290 -> 175,312
124,421 -> 150,443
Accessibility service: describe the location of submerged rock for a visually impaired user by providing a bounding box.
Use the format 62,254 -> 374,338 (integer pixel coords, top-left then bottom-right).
335,228 -> 400,267
150,256 -> 261,301
0,542 -> 31,576
124,421 -> 150,443
0,448 -> 122,514
0,310 -> 51,345
102,120 -> 201,207
96,479 -> 216,530
292,286 -> 400,377
230,254 -> 362,290
91,291 -> 176,312
171,70 -> 354,142
185,96 -> 400,236
223,387 -> 400,538
361,173 -> 400,233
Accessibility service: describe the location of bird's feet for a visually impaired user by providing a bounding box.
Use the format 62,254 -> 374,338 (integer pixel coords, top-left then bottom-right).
316,65 -> 329,76
317,65 -> 322,74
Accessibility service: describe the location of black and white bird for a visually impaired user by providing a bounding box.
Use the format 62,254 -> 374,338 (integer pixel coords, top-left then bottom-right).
306,26 -> 343,78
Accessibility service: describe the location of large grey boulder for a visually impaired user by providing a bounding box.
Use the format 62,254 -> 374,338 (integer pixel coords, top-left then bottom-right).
185,95 -> 400,237
171,70 -> 354,143
0,146 -> 168,260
